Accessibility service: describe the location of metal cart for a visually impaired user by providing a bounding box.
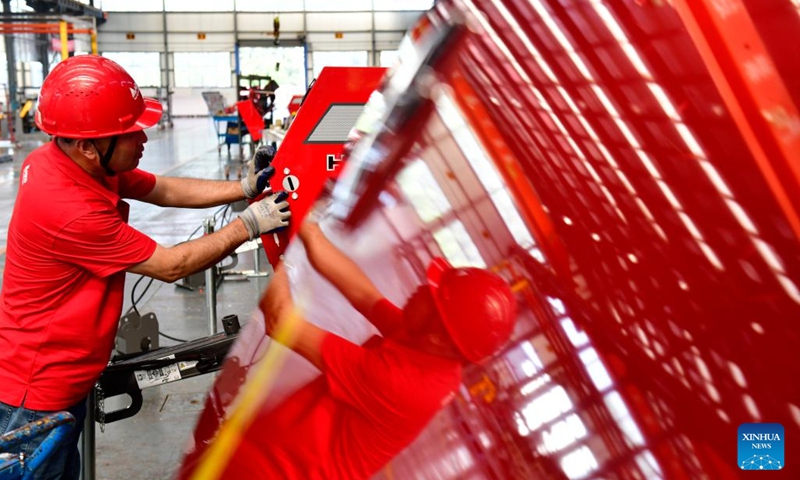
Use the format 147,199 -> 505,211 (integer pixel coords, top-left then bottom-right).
211,114 -> 239,154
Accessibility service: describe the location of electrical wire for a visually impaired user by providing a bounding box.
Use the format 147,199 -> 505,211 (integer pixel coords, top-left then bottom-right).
185,204 -> 230,241
124,202 -> 237,345
159,331 -> 189,343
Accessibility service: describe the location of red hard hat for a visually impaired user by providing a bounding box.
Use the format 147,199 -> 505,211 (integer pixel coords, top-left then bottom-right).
427,258 -> 517,363
35,55 -> 162,138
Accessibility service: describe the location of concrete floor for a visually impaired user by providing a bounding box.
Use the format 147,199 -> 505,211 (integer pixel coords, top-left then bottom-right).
0,118 -> 271,480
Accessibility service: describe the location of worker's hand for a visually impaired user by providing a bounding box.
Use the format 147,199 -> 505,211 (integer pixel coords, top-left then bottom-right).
239,191 -> 290,240
241,145 -> 277,199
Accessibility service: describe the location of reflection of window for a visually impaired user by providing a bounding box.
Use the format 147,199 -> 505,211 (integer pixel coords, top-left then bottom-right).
174,52 -> 231,88
579,348 -> 613,391
560,317 -> 589,348
433,221 -> 486,268
520,385 -> 572,431
102,52 -> 161,87
436,93 -> 539,254
520,373 -> 551,397
603,391 -> 645,447
396,159 -> 487,268
491,189 -> 536,249
312,51 -> 368,79
396,159 -> 451,222
636,451 -> 664,479
560,446 -> 599,479
540,413 -> 588,454
505,340 -> 544,381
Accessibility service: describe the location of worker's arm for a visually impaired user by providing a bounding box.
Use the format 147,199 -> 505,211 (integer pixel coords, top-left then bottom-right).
141,146 -> 276,208
128,192 -> 290,282
297,221 -> 391,334
260,263 -> 328,370
140,176 -> 245,208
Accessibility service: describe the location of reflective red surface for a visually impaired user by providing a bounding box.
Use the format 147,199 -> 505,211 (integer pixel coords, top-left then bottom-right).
184,1 -> 800,478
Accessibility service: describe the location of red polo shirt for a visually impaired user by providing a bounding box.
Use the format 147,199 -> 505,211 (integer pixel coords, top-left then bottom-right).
218,300 -> 463,480
0,141 -> 157,410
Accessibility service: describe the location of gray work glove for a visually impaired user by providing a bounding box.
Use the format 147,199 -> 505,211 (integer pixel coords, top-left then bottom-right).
241,145 -> 277,199
239,191 -> 291,240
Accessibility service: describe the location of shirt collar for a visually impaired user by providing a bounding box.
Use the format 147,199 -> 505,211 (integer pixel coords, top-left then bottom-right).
47,140 -> 120,204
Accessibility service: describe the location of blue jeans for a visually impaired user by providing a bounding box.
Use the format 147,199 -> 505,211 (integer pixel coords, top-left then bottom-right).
0,398 -> 86,480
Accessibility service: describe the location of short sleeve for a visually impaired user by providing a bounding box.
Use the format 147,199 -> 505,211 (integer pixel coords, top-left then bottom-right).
118,169 -> 156,199
365,299 -> 403,337
52,208 -> 157,278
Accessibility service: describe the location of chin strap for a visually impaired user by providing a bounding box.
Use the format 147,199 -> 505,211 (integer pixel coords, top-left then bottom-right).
91,137 -> 119,176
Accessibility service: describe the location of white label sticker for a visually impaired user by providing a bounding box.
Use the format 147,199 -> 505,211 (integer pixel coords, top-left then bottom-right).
134,363 -> 182,389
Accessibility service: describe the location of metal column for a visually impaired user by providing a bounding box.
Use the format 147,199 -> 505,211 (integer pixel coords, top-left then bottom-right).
2,0 -> 18,113
80,391 -> 96,480
203,218 -> 218,334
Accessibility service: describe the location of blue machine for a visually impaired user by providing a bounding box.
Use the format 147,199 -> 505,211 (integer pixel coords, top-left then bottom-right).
0,412 -> 75,480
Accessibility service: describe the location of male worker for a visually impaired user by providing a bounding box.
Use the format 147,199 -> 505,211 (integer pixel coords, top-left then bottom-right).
215,220 -> 518,479
0,55 -> 289,479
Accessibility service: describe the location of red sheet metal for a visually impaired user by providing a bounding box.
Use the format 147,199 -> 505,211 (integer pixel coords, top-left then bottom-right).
234,99 -> 264,143
183,1 -> 800,478
257,67 -> 387,267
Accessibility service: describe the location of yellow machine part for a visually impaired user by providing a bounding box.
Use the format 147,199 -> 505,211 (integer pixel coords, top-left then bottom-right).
19,100 -> 33,118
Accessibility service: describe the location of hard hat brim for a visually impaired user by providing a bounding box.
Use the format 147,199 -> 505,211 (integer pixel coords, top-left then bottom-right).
125,97 -> 163,133
426,257 -> 450,290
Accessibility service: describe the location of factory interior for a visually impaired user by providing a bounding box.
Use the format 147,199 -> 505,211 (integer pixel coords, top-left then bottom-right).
0,0 -> 798,479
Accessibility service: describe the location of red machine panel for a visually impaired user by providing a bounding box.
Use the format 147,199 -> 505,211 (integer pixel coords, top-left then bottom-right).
257,67 -> 387,266
287,94 -> 304,116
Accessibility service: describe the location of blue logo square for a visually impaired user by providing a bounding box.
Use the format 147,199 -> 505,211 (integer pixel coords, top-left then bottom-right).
738,423 -> 784,470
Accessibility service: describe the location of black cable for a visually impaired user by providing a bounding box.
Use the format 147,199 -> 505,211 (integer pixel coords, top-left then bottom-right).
217,203 -> 232,228
123,201 -> 237,345
185,204 -> 229,241
185,223 -> 205,241
127,274 -> 148,317
159,331 -> 188,343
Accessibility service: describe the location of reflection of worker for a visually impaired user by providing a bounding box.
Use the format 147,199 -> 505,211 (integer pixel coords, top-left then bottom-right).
220,221 -> 518,479
0,55 -> 290,479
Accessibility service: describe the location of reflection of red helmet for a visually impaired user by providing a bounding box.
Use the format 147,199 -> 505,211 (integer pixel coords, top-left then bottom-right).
35,55 -> 162,138
427,258 -> 517,363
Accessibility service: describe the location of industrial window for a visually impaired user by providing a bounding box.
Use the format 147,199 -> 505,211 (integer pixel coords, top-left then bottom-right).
174,52 -> 231,88
311,51 -> 368,80
164,0 -> 234,11
0,53 -> 8,87
99,0 -> 163,12
379,50 -> 400,68
304,0 -> 372,11
372,0 -> 434,10
102,52 -> 161,87
239,46 -> 306,119
22,62 -> 43,88
235,0 -> 305,11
